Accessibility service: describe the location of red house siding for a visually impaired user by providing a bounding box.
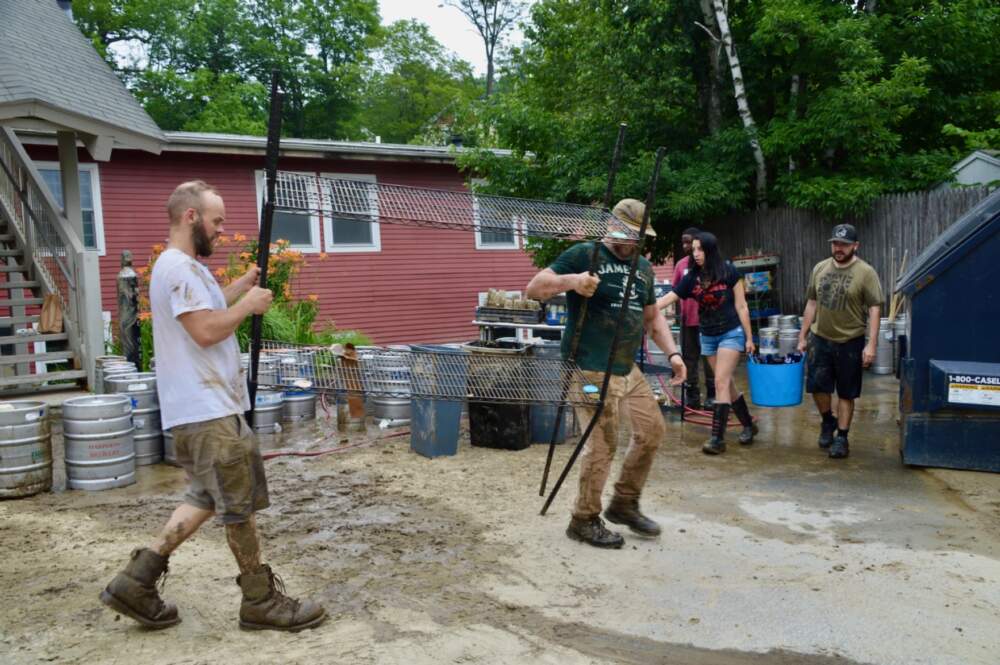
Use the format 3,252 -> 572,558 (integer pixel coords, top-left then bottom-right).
25,146 -> 543,344
25,144 -> 677,344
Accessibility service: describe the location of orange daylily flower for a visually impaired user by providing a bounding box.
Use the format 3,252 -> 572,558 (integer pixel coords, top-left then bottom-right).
307,294 -> 319,302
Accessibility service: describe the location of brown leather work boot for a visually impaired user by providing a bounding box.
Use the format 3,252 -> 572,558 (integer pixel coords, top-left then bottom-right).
566,516 -> 625,549
237,564 -> 326,632
603,496 -> 662,537
99,548 -> 180,629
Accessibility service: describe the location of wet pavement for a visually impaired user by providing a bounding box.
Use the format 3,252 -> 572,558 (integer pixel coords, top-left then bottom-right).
1,372 -> 998,665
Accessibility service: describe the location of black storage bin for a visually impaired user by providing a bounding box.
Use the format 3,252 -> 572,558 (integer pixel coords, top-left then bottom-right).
463,339 -> 531,451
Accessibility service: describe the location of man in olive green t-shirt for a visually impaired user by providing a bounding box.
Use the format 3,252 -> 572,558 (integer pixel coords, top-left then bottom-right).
797,224 -> 882,460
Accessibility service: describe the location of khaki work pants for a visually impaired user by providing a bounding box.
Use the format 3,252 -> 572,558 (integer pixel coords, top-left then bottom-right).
572,365 -> 666,519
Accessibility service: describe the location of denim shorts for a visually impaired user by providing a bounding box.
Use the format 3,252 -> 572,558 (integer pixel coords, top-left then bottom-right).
700,326 -> 746,356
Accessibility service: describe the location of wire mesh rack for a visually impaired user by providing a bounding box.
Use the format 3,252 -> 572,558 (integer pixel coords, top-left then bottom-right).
272,171 -> 638,242
250,341 -> 600,407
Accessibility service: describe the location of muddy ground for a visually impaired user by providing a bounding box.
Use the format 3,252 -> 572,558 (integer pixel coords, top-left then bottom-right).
2,373 -> 999,665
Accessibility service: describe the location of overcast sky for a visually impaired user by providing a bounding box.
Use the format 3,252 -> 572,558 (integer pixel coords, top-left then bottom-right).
378,0 -> 529,76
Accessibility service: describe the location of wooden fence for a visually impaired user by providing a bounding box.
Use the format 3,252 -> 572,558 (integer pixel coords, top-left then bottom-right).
700,187 -> 994,316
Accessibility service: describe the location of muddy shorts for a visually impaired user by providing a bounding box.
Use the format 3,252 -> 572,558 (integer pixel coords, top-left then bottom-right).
806,333 -> 865,400
170,414 -> 270,524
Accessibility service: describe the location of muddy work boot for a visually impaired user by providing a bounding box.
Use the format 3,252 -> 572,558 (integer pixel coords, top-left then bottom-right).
237,564 -> 327,632
99,548 -> 180,629
604,496 -> 661,537
702,403 -> 730,455
566,516 -> 625,549
818,414 -> 837,449
829,434 -> 850,459
732,395 -> 758,445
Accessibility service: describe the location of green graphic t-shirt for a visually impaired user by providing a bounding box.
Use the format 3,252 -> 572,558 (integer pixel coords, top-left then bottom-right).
549,242 -> 655,375
806,257 -> 883,342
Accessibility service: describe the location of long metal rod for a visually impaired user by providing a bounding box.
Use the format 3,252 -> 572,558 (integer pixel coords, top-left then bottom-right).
246,71 -> 283,422
539,123 -> 627,496
541,146 -> 667,516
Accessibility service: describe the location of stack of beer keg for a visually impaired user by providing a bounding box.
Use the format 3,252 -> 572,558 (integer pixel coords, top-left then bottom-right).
105,372 -> 163,465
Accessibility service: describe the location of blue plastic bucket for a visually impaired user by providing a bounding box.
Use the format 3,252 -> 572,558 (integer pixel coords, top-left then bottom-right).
746,355 -> 805,407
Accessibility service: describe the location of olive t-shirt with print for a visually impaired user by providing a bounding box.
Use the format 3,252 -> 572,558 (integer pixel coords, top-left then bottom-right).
806,257 -> 883,343
549,242 -> 655,375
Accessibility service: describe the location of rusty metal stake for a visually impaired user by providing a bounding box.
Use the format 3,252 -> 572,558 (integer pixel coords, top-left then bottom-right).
247,70 -> 284,425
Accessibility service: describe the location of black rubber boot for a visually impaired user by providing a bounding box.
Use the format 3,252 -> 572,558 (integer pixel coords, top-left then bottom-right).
818,413 -> 837,449
237,564 -> 327,632
100,548 -> 180,629
702,403 -> 730,455
566,516 -> 625,549
604,496 -> 661,537
732,395 -> 758,445
704,384 -> 716,409
829,434 -> 850,459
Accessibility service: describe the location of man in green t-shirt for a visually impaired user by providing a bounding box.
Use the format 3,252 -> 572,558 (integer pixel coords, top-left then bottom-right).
797,224 -> 883,459
526,198 -> 685,549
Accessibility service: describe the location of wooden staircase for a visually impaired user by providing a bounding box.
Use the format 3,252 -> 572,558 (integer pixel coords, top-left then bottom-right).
0,222 -> 86,394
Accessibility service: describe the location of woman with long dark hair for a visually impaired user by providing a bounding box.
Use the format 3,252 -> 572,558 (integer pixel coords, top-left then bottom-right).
658,232 -> 757,454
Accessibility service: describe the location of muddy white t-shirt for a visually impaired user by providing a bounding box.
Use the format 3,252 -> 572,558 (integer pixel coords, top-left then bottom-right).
150,248 -> 249,429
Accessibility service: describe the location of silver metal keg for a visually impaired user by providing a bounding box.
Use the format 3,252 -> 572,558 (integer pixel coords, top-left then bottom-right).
366,347 -> 411,421
62,394 -> 136,491
95,356 -> 127,395
162,429 -> 179,467
102,362 -> 138,393
105,373 -> 162,465
767,314 -> 781,329
0,401 -> 52,498
778,329 -> 800,355
758,327 -> 779,355
282,391 -> 317,424
778,315 -> 798,330
873,317 -> 894,375
252,390 -> 284,432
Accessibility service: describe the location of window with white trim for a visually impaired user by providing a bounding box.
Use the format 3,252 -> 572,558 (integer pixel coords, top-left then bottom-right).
36,163 -> 105,254
321,173 -> 380,253
255,170 -> 321,253
472,181 -> 519,250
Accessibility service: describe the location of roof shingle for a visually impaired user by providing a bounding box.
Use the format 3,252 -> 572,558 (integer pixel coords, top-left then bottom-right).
0,0 -> 163,149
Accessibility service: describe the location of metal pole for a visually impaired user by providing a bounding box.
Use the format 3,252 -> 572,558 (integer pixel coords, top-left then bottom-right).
247,71 -> 283,424
539,123 -> 626,496
116,250 -> 140,367
541,147 -> 667,516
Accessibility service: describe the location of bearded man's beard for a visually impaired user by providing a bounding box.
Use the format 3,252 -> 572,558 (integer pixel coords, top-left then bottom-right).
833,247 -> 855,264
193,217 -> 216,257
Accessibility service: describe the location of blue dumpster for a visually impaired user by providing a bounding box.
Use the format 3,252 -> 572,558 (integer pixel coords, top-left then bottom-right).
896,190 -> 1000,472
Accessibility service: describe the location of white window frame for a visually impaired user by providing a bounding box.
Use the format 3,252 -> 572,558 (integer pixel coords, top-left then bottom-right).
255,170 -> 322,253
471,181 -> 520,250
35,161 -> 106,255
320,172 -> 381,253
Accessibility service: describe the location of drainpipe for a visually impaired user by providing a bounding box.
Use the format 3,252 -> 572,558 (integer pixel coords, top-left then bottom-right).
117,250 -> 140,368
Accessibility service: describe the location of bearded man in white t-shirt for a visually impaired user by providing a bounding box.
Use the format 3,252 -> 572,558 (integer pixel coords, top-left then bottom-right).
99,181 -> 326,632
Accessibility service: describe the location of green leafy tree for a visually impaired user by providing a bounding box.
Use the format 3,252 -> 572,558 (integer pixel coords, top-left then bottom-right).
353,20 -> 480,144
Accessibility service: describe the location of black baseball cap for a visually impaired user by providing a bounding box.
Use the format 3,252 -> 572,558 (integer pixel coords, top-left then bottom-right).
828,223 -> 858,243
